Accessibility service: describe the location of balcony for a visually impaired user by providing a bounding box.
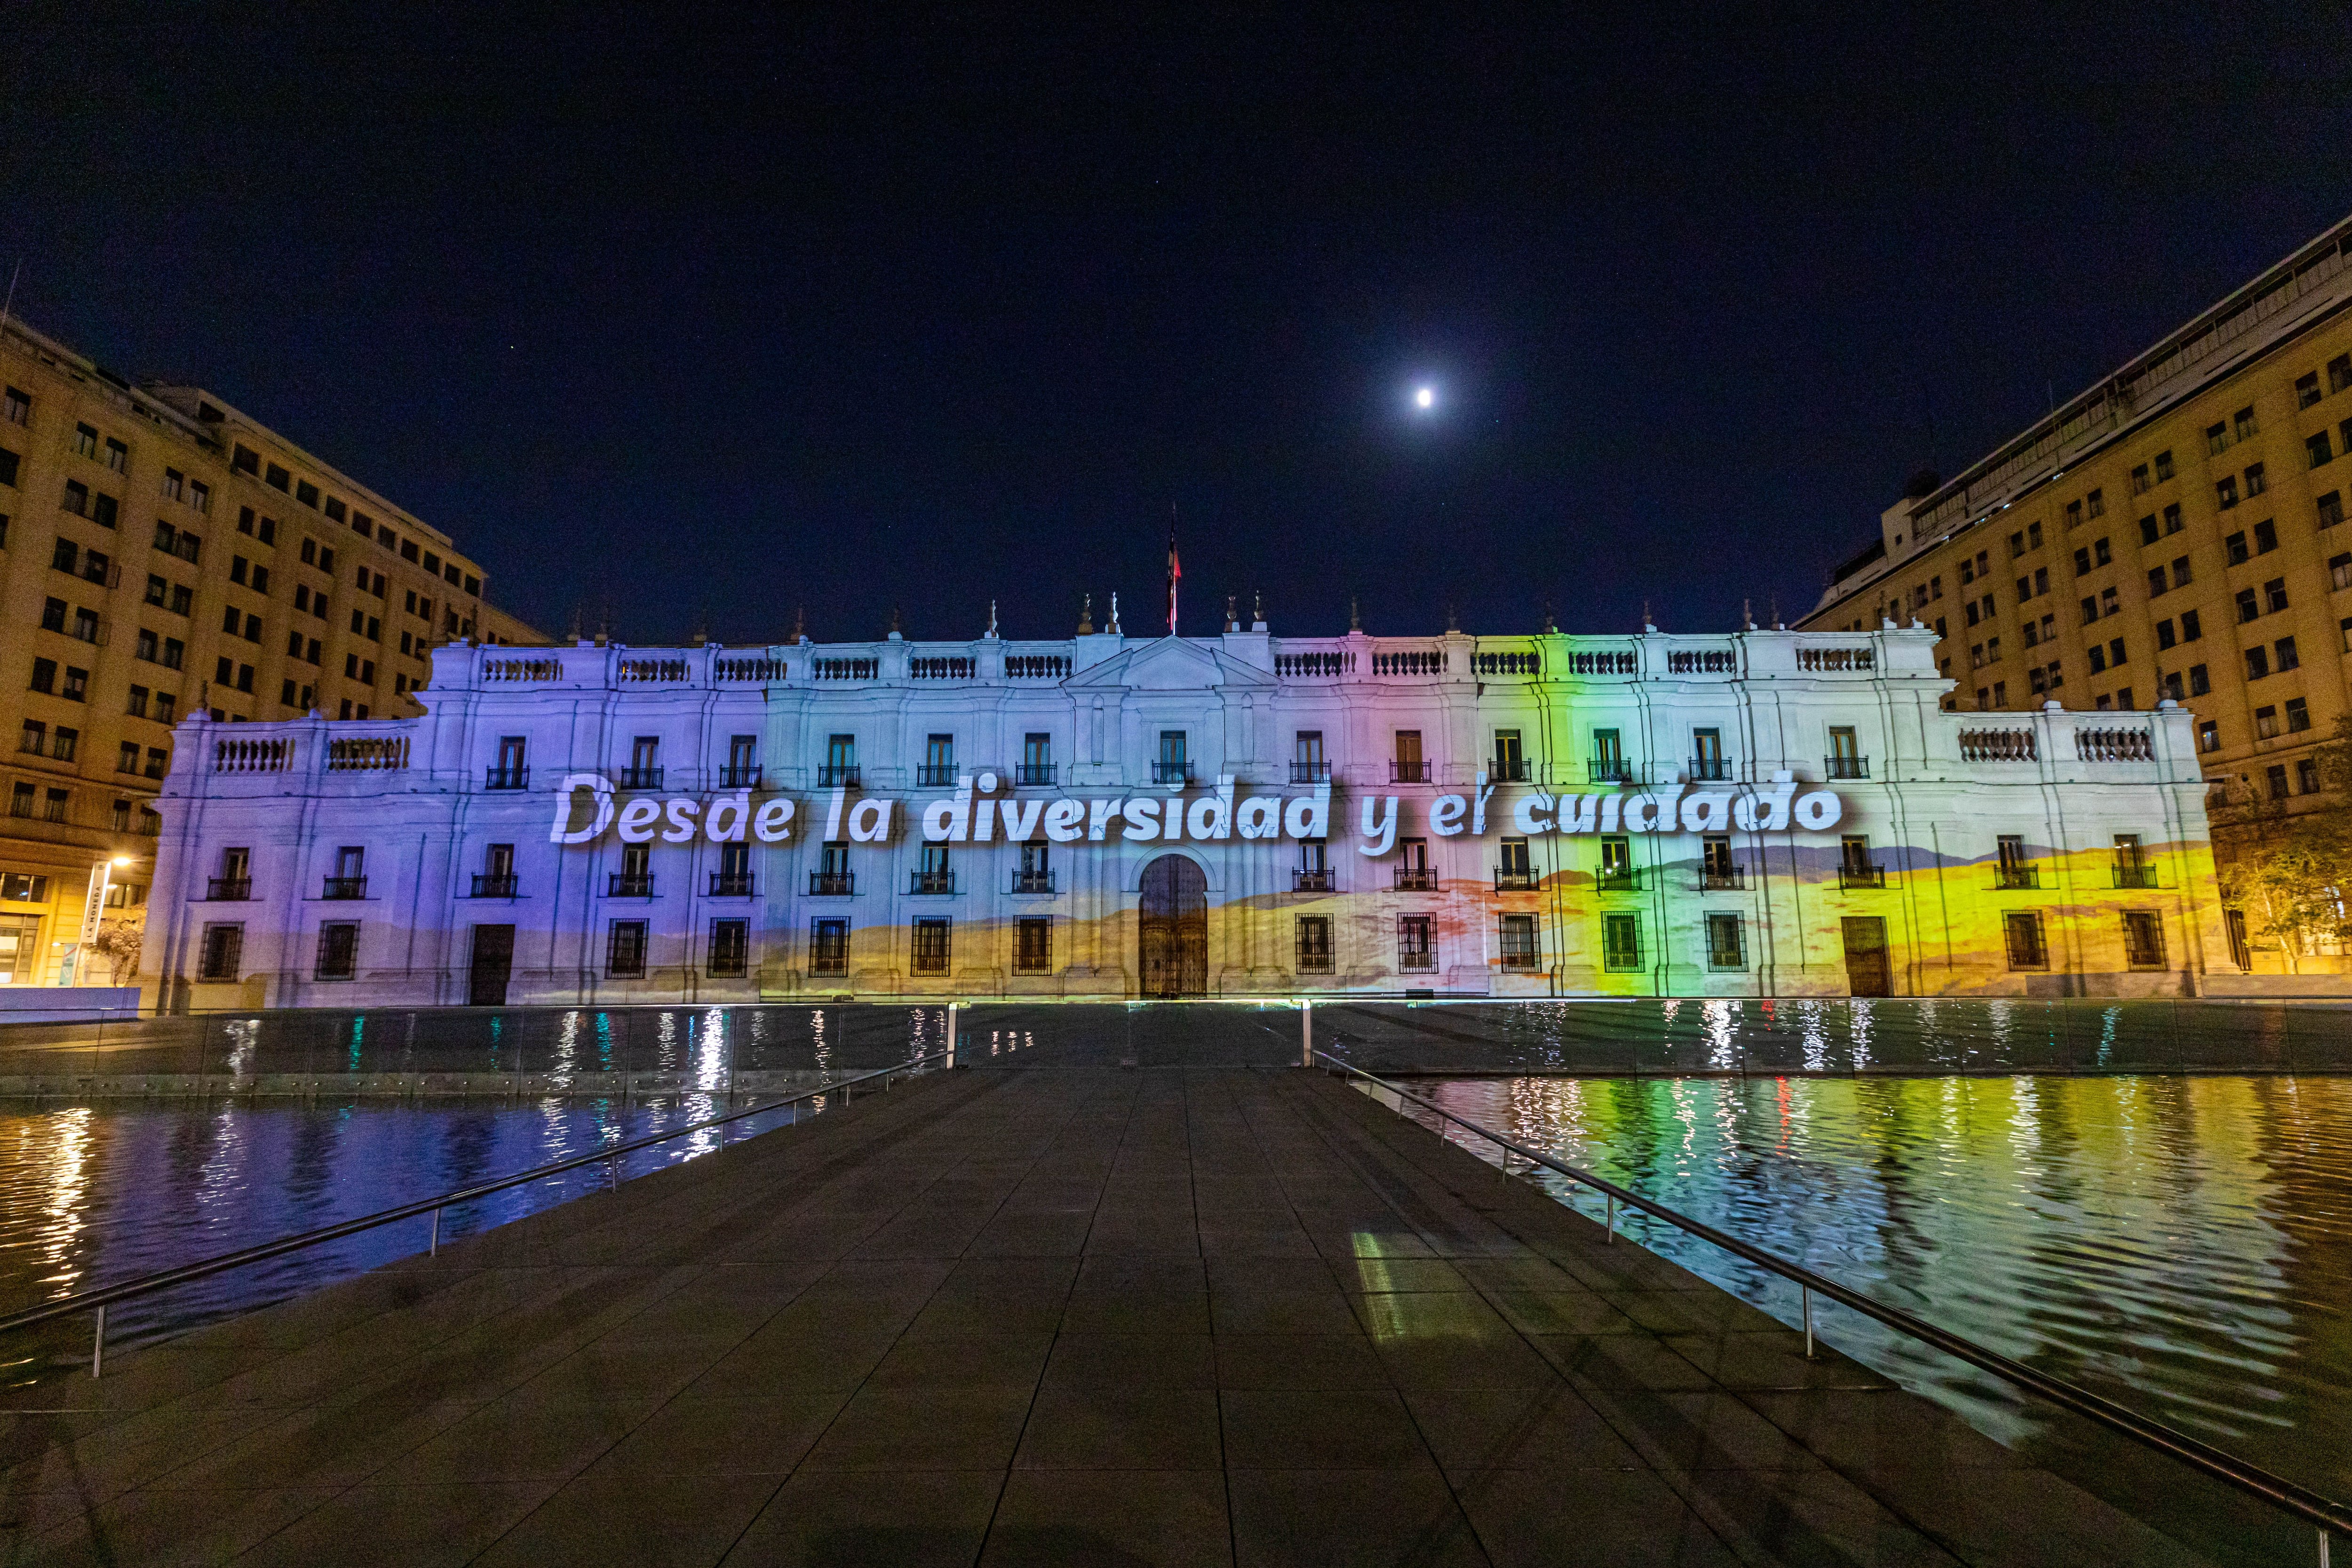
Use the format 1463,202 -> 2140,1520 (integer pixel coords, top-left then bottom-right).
719,764 -> 763,789
1010,870 -> 1056,894
915,764 -> 957,787
321,876 -> 367,900
909,871 -> 956,895
2113,863 -> 2160,889
1293,868 -> 1334,892
1489,758 -> 1530,783
1588,758 -> 1633,784
1824,755 -> 1870,781
1290,762 -> 1330,784
470,873 -> 519,898
1393,867 -> 1438,891
1838,863 -> 1885,889
483,764 -> 528,790
617,765 -> 664,791
1016,763 -> 1057,786
1699,866 -> 1745,891
1494,868 -> 1539,891
818,765 -> 861,788
607,872 -> 654,898
1688,756 -> 1730,781
1594,867 -> 1641,894
1993,866 -> 2041,890
1390,759 -> 1428,784
708,872 -> 755,897
1152,761 -> 1190,785
809,871 -> 855,896
205,876 -> 251,900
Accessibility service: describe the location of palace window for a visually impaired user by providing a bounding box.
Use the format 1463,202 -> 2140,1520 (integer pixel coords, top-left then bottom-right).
1705,912 -> 1745,970
606,920 -> 648,978
707,919 -> 749,978
198,923 -> 244,981
1498,914 -> 1539,973
1015,918 -> 1051,974
1396,915 -> 1436,972
1602,912 -> 1642,972
2003,911 -> 2048,971
911,918 -> 951,976
810,918 -> 849,974
314,923 -> 359,981
1295,915 -> 1332,974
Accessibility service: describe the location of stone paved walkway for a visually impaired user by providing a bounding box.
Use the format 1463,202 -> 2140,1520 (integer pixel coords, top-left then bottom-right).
0,1067 -> 2217,1565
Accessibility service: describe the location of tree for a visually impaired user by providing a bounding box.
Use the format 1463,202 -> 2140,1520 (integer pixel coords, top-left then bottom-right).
89,920 -> 142,986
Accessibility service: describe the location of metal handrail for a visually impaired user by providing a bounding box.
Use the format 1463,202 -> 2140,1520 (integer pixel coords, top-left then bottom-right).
1311,1050 -> 2351,1555
0,1047 -> 955,1376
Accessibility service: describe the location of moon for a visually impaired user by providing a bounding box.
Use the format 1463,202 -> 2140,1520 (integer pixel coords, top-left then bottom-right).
1414,386 -> 1435,410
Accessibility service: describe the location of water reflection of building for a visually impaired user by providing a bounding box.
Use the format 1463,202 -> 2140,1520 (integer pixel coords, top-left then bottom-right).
142,625 -> 2228,1008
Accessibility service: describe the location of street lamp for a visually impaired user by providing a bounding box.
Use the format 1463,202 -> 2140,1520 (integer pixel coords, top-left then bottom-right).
58,857 -> 134,987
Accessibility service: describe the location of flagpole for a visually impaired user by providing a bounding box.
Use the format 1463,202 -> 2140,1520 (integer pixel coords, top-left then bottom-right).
1166,503 -> 1181,637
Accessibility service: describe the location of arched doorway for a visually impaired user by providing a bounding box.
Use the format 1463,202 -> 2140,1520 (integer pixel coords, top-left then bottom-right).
1138,854 -> 1208,998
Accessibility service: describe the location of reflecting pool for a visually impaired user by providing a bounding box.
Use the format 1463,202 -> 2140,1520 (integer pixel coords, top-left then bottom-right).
1400,1074 -> 2352,1503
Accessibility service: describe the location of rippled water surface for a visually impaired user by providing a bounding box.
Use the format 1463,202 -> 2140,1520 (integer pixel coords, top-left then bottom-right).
1401,1075 -> 2352,1500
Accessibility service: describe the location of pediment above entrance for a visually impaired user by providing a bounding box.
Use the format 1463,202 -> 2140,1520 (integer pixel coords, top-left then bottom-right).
1062,636 -> 1276,693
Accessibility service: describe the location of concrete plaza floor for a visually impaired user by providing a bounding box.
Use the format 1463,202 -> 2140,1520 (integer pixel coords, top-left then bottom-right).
0,1065 -> 2223,1565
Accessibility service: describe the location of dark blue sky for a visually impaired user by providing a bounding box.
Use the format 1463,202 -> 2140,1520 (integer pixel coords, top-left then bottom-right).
5,6 -> 2348,645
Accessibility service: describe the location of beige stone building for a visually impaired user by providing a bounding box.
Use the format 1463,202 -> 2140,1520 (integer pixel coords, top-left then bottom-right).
1804,212 -> 2352,970
0,315 -> 541,991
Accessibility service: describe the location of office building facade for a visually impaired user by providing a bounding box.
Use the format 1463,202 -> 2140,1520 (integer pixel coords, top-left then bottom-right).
140,623 -> 2225,1010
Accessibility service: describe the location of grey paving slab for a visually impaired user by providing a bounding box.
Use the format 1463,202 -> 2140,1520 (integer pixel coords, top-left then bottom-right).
0,1064 -> 2238,1565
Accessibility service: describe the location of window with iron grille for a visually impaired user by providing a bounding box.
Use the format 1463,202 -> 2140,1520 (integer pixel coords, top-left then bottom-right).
1498,914 -> 1539,972
2122,912 -> 2166,971
198,923 -> 243,981
2003,911 -> 2047,971
606,919 -> 648,978
1602,913 -> 1642,972
1705,912 -> 1744,970
1396,914 -> 1435,972
707,918 -> 749,978
1295,915 -> 1332,973
1014,918 -> 1050,974
912,918 -> 951,976
810,918 -> 849,974
314,922 -> 358,980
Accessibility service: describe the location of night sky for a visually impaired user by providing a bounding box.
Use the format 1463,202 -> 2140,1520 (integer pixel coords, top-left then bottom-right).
6,8 -> 2349,647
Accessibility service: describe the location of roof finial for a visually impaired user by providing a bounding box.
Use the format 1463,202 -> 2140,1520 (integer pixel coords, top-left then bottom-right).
888,604 -> 903,639
1225,593 -> 1238,633
1641,598 -> 1656,634
792,605 -> 806,644
986,599 -> 999,638
1108,592 -> 1121,636
1349,595 -> 1361,632
1076,593 -> 1094,636
1445,599 -> 1460,634
1252,589 -> 1264,630
1540,601 -> 1557,634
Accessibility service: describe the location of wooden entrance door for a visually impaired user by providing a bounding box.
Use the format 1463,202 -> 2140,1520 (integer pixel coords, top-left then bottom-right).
1138,855 -> 1208,998
1840,916 -> 1891,998
469,924 -> 515,1007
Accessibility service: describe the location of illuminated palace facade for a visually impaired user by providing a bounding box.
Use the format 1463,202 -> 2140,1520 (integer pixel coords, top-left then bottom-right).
139,621 -> 2230,1011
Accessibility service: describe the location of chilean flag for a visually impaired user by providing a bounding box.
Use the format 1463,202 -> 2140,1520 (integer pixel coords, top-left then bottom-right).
1165,517 -> 1181,635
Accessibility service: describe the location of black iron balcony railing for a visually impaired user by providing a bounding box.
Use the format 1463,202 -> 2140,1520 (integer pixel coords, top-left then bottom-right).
205,876 -> 251,900
1016,763 -> 1057,786
1588,758 -> 1633,784
1594,867 -> 1641,893
1290,761 -> 1330,784
808,870 -> 854,896
1824,754 -> 1870,780
1152,761 -> 1190,785
1010,870 -> 1056,894
321,876 -> 367,899
1494,868 -> 1539,891
1390,759 -> 1428,783
708,871 -> 755,897
606,872 -> 654,898
909,871 -> 956,895
1993,866 -> 2041,890
1839,863 -> 1886,889
1393,866 -> 1438,891
617,765 -> 664,790
470,873 -> 519,898
483,764 -> 528,790
719,764 -> 762,789
1700,866 -> 1745,891
1488,758 -> 1530,783
2114,863 -> 2160,889
817,764 -> 860,788
915,764 -> 957,787
1293,868 -> 1334,892
1688,756 -> 1730,781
